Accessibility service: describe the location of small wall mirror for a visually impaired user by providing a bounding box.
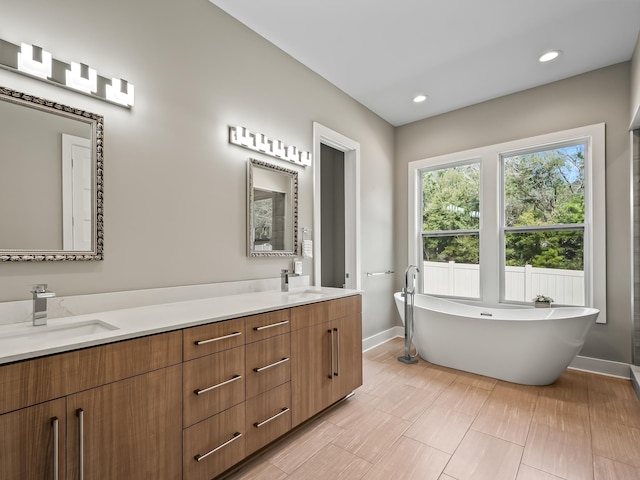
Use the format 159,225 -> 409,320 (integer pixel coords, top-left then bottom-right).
247,158 -> 298,257
0,86 -> 104,261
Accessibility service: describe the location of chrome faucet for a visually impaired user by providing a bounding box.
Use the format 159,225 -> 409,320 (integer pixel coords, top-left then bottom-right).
31,284 -> 56,326
398,265 -> 420,365
280,269 -> 299,292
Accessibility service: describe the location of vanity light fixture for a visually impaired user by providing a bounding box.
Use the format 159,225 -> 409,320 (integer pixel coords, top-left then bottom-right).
105,78 -> 135,107
229,125 -> 312,167
17,43 -> 52,79
0,38 -> 134,108
65,62 -> 98,94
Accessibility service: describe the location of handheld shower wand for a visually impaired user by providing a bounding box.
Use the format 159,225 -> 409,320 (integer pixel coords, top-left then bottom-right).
398,265 -> 419,364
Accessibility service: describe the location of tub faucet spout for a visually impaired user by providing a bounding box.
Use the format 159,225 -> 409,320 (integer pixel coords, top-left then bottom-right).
399,265 -> 420,365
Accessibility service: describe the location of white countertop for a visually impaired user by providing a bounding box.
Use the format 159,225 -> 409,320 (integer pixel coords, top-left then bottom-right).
0,286 -> 360,365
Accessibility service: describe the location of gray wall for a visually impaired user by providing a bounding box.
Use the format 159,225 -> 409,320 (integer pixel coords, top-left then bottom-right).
631,32 -> 640,127
395,63 -> 633,364
0,0 -> 396,339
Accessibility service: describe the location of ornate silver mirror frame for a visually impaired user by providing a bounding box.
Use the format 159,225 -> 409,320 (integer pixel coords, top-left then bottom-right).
0,86 -> 104,261
247,158 -> 298,257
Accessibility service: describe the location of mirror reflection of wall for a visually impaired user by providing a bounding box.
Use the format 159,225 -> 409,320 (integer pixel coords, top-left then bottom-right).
0,99 -> 91,250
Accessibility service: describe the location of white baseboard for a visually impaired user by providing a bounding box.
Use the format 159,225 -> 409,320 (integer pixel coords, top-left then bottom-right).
568,355 -> 631,379
362,326 -> 403,352
631,366 -> 640,400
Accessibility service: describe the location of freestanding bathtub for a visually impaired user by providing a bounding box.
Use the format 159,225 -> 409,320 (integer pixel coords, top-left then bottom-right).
394,292 -> 599,385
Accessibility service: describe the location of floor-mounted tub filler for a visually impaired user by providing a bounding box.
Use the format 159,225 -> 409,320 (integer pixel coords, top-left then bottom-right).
394,292 -> 599,385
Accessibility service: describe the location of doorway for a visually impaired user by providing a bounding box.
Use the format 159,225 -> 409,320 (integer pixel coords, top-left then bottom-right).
312,123 -> 361,290
320,144 -> 345,287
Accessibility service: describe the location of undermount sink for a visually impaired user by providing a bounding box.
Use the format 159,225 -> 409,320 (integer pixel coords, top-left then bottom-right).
285,289 -> 326,300
1,319 -> 119,344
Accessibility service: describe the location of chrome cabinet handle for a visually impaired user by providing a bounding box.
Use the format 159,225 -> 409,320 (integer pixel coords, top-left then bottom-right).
194,432 -> 242,462
328,329 -> 334,379
253,407 -> 290,428
194,375 -> 242,395
52,417 -> 59,480
77,409 -> 84,480
194,331 -> 242,345
254,320 -> 289,331
334,327 -> 340,377
253,357 -> 289,372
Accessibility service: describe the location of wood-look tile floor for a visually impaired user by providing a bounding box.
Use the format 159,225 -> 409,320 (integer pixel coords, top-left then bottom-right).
225,338 -> 640,480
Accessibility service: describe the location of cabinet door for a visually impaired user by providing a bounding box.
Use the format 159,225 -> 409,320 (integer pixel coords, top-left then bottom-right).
331,314 -> 363,403
66,365 -> 182,480
291,323 -> 333,427
0,398 -> 66,480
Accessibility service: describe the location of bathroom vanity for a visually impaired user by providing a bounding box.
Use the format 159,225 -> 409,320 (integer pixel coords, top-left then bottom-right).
0,290 -> 362,480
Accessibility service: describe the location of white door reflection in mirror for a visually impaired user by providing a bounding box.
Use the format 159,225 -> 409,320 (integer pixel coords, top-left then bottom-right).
62,134 -> 92,251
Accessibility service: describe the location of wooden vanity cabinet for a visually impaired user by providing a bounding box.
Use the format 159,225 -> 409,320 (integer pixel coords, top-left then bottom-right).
1,294 -> 361,480
0,332 -> 183,480
290,295 -> 362,427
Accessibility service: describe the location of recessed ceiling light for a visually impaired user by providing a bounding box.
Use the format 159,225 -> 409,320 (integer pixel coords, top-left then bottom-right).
413,94 -> 428,103
539,50 -> 561,62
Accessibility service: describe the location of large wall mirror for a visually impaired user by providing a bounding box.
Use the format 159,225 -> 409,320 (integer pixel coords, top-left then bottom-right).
0,86 -> 104,261
247,158 -> 298,257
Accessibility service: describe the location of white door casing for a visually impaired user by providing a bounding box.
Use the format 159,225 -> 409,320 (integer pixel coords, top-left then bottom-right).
312,122 -> 361,290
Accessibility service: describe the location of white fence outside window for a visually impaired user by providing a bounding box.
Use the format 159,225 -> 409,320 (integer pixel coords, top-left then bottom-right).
422,261 -> 585,305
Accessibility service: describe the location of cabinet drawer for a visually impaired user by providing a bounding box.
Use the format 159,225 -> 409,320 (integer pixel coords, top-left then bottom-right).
245,383 -> 291,455
245,334 -> 290,399
244,310 -> 291,343
183,318 -> 245,361
0,331 -> 182,415
183,346 -> 245,427
290,301 -> 330,330
183,403 -> 245,480
329,295 -> 361,320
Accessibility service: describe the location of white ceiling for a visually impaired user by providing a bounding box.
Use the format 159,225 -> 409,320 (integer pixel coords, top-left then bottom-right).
208,0 -> 640,127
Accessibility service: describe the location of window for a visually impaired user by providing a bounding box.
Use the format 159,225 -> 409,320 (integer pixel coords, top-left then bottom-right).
421,162 -> 480,298
502,144 -> 586,305
408,124 -> 606,322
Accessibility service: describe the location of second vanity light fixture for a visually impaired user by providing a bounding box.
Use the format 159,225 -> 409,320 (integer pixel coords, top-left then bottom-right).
229,126 -> 312,167
0,38 -> 134,108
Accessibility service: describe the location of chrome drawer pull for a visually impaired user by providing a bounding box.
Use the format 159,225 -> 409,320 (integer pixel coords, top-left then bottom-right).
254,320 -> 289,331
194,375 -> 242,395
254,407 -> 290,428
77,409 -> 84,480
52,417 -> 59,480
253,357 -> 289,372
194,331 -> 241,345
328,329 -> 334,379
194,432 -> 242,462
334,327 -> 340,377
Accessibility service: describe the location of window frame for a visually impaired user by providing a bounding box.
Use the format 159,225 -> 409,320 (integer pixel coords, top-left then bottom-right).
407,124 -> 606,323
419,159 -> 482,300
499,140 -> 588,306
